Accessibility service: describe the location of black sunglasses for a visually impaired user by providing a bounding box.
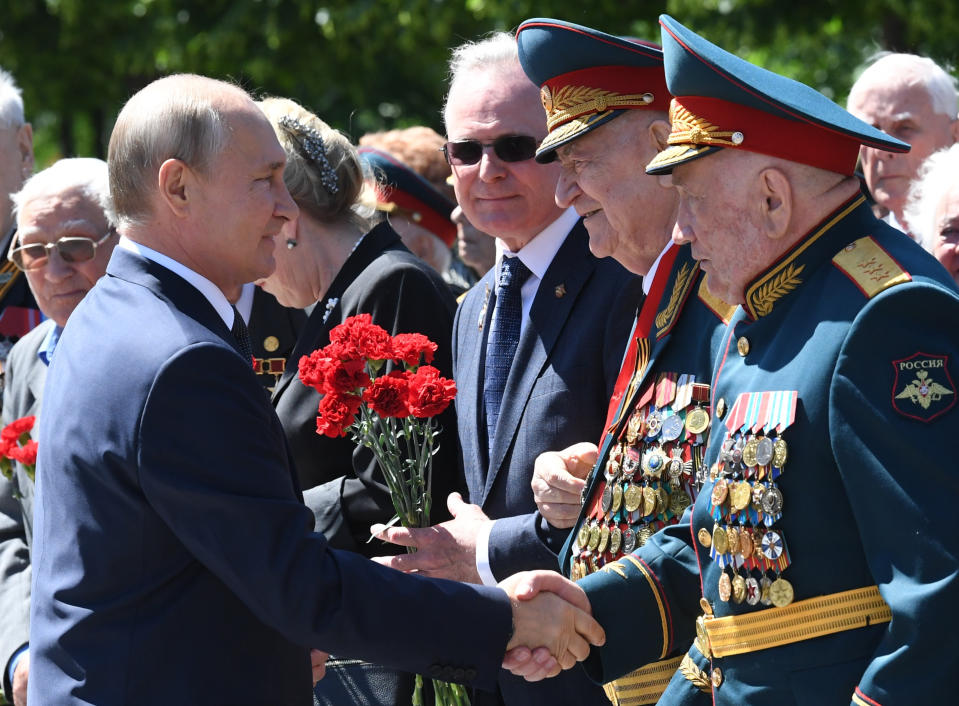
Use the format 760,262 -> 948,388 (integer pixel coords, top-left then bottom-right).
9,229 -> 116,271
441,135 -> 539,166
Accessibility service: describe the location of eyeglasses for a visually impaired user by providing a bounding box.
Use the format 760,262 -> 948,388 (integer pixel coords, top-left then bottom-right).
441,135 -> 539,166
9,229 -> 116,271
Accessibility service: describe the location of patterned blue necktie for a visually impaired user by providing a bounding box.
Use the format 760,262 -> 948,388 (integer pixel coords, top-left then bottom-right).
231,305 -> 253,361
484,256 -> 533,448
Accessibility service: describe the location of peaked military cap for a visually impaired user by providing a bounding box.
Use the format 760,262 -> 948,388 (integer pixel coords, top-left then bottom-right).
646,14 -> 910,176
358,147 -> 457,247
515,18 -> 670,163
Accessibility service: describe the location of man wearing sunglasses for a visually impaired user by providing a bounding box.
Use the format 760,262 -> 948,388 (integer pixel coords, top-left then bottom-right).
0,67 -> 42,373
0,157 -> 118,706
372,31 -> 640,706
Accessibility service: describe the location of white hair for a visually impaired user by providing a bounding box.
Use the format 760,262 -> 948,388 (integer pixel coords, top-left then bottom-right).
0,66 -> 25,130
903,143 -> 959,251
850,53 -> 958,118
443,32 -> 520,127
12,157 -> 116,230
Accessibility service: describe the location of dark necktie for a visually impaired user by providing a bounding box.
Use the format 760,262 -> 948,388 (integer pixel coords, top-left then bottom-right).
484,256 -> 533,448
231,305 -> 253,361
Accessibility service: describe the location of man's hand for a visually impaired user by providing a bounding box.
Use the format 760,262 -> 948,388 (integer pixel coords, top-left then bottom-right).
12,651 -> 28,706
370,493 -> 489,583
531,443 -> 598,528
498,570 -> 604,681
310,649 -> 328,685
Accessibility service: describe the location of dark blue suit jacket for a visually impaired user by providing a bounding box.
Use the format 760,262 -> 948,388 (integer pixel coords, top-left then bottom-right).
454,220 -> 642,704
28,247 -> 511,705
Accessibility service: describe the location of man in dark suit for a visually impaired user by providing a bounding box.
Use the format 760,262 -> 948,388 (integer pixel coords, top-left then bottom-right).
0,66 -> 41,368
373,34 -> 639,706
0,157 -> 118,706
27,73 -> 604,705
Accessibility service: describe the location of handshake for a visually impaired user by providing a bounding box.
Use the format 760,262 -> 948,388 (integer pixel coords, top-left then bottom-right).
498,570 -> 605,681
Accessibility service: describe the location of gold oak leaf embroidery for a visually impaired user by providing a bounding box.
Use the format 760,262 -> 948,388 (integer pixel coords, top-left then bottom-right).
896,369 -> 954,410
550,85 -> 618,113
751,263 -> 805,317
655,262 -> 694,332
680,655 -> 712,693
599,561 -> 627,579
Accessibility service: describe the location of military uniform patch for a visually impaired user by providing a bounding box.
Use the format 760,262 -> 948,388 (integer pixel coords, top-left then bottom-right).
892,353 -> 956,422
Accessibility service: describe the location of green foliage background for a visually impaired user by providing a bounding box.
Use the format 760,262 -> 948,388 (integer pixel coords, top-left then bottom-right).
1,0 -> 957,168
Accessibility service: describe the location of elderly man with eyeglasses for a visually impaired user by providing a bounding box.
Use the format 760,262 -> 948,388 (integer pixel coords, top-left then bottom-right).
0,157 -> 117,706
372,31 -> 641,706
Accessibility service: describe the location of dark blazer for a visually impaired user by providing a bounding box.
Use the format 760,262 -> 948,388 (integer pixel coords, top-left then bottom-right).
271,221 -> 463,557
28,246 -> 511,705
0,228 -> 41,360
454,219 -> 642,705
0,319 -> 50,701
249,285 -> 306,394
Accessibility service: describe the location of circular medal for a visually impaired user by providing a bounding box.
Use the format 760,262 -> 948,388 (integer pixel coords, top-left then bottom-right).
711,478 -> 729,506
759,576 -> 773,605
697,527 -> 712,548
661,414 -> 684,442
642,448 -> 666,478
669,489 -> 691,515
610,526 -> 622,555
755,437 -> 774,466
656,488 -> 669,515
570,560 -> 581,581
726,526 -> 740,554
611,483 -> 623,514
597,524 -> 610,554
624,484 -> 642,512
752,483 -> 766,509
601,485 -> 613,514
732,574 -> 747,604
745,577 -> 761,605
772,438 -> 788,468
717,572 -> 732,602
742,438 -> 759,467
712,525 -> 729,554
645,410 -> 663,437
760,529 -> 784,561
686,407 -> 710,435
637,525 -> 654,548
587,523 -> 601,551
761,486 -> 784,516
738,528 -> 754,558
623,527 -> 637,553
642,485 -> 658,516
730,481 -> 752,512
770,577 -> 794,607
577,523 -> 590,549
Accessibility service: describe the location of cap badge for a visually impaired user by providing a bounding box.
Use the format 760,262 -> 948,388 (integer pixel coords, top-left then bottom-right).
540,85 -> 554,114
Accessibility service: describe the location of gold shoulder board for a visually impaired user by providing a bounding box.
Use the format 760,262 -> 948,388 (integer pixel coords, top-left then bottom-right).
697,276 -> 737,324
832,236 -> 911,298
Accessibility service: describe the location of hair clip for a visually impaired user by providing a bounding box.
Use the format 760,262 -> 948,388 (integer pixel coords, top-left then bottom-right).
277,115 -> 339,194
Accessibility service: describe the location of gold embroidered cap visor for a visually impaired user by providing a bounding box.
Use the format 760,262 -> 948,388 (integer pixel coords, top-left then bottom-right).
535,108 -> 624,163
645,141 -> 721,174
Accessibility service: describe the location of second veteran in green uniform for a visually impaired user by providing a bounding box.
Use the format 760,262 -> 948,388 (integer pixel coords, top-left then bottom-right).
573,14 -> 959,706
516,19 -> 734,705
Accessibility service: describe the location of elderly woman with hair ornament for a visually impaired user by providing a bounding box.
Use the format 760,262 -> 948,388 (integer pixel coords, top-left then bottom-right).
904,143 -> 959,285
256,97 -> 464,706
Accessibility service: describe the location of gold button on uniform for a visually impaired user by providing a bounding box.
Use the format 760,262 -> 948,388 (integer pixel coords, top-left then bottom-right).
736,336 -> 750,356
711,667 -> 723,688
716,398 -> 726,419
263,335 -> 280,352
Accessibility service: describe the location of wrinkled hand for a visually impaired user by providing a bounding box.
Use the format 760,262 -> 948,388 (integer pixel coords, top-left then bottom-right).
12,651 -> 28,706
498,570 -> 604,682
532,443 -> 598,528
310,649 -> 328,685
370,492 -> 489,583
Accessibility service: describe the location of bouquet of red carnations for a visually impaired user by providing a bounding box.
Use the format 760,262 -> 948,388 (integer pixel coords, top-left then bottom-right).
0,415 -> 37,482
298,314 -> 468,706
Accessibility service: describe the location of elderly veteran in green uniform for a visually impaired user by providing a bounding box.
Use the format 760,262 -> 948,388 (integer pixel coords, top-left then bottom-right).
515,19 -> 735,705
561,14 -> 959,705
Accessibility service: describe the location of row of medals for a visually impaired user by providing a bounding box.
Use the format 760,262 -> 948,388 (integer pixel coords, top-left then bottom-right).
698,431 -> 794,608
570,402 -> 711,580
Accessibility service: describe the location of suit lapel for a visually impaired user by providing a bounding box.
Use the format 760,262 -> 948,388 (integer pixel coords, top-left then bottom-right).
481,220 -> 594,505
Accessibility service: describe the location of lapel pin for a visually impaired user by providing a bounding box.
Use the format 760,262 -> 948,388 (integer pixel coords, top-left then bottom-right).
554,283 -> 567,298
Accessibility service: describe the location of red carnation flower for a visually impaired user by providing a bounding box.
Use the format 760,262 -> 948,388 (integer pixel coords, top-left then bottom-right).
325,358 -> 370,394
9,439 -> 37,466
407,365 -> 456,418
363,370 -> 411,418
315,393 -> 362,438
391,333 -> 438,367
1,415 -> 34,443
329,314 -> 393,361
